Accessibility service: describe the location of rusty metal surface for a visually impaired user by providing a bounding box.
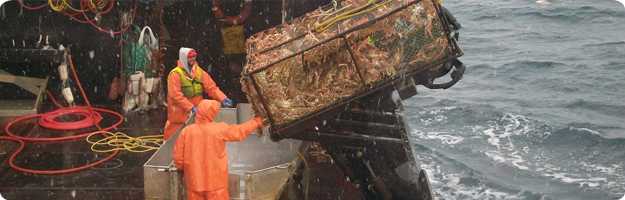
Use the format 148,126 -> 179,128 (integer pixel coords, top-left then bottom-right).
242,0 -> 455,129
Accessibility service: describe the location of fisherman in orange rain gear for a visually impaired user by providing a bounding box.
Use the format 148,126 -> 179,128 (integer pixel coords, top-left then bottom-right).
173,100 -> 264,200
163,47 -> 234,140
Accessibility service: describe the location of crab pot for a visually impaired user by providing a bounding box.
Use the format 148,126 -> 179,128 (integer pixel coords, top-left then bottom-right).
241,0 -> 462,140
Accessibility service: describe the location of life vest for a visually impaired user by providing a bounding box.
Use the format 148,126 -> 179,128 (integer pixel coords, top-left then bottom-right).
171,66 -> 203,98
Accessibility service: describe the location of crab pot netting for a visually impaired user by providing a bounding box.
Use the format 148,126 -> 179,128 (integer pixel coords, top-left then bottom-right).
242,0 -> 452,127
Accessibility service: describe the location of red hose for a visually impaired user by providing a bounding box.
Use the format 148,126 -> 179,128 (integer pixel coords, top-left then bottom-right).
99,0 -> 116,15
65,12 -> 97,24
0,135 -> 120,175
17,0 -> 48,10
79,0 -> 135,36
0,54 -> 124,175
39,107 -> 103,130
18,0 -> 131,35
85,0 -> 116,15
46,90 -> 66,108
5,107 -> 123,142
67,55 -> 103,130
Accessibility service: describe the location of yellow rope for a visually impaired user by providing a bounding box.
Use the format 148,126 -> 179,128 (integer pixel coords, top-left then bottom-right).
314,0 -> 393,33
63,0 -> 89,13
48,0 -> 66,12
49,0 -> 107,13
48,0 -> 88,13
89,0 -> 98,10
86,131 -> 164,153
89,0 -> 108,12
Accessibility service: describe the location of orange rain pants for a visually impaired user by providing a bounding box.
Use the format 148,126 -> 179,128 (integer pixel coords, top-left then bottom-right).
187,188 -> 229,200
173,100 -> 263,200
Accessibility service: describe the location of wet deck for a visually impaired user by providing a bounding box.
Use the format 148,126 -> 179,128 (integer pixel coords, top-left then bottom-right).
0,104 -> 166,200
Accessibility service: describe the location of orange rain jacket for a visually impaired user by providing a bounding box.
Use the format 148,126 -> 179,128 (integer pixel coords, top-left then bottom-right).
173,100 -> 263,197
164,48 -> 227,139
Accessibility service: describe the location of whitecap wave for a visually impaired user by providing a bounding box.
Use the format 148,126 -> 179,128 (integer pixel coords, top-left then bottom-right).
483,113 -> 532,149
536,0 -> 551,5
418,157 -> 522,200
568,127 -> 601,135
417,107 -> 456,126
543,172 -> 607,188
477,113 -> 535,170
412,130 -> 464,145
485,150 -> 530,170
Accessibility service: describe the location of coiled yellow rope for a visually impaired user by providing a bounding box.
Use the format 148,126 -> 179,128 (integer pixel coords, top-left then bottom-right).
86,131 -> 164,153
48,0 -> 108,13
48,0 -> 66,12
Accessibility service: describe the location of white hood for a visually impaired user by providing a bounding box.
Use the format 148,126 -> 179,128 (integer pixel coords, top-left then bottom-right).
178,47 -> 193,73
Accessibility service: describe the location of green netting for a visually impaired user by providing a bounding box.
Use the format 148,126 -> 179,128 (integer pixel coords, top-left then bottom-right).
122,26 -> 154,77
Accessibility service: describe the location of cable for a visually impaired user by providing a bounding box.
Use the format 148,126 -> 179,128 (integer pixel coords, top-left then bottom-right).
48,0 -> 112,16
67,54 -> 104,130
86,131 -> 163,153
39,106 -> 103,130
48,0 -> 66,12
0,53 -> 123,175
44,0 -> 128,35
17,0 -> 48,10
87,0 -> 114,15
46,90 -> 66,108
65,11 -> 96,24
62,0 -> 90,13
79,0 -> 135,36
4,107 -> 123,142
0,136 -> 120,175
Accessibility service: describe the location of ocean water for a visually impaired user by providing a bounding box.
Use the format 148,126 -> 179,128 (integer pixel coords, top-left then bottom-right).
405,0 -> 625,199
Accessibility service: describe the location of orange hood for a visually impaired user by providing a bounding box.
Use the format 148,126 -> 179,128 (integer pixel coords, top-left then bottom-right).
196,100 -> 220,123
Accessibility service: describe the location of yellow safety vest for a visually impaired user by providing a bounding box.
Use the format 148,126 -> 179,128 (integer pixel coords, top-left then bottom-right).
171,66 -> 203,98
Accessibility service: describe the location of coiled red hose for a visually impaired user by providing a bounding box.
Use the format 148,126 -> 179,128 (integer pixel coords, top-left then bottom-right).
0,54 -> 123,175
4,107 -> 122,142
39,106 -> 103,130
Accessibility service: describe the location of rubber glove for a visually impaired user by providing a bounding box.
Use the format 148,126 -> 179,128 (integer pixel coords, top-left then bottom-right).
253,116 -> 264,126
253,116 -> 264,136
222,98 -> 234,107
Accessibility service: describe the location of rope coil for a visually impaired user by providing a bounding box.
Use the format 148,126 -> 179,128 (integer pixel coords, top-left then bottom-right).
86,131 -> 163,153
